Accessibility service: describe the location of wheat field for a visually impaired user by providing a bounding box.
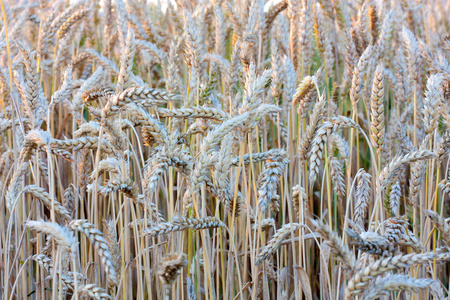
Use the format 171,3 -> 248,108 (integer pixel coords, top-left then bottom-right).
0,0 -> 450,299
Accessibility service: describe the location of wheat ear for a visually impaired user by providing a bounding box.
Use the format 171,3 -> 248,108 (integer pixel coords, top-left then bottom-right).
23,185 -> 72,222
26,220 -> 76,253
426,210 -> 450,246
80,283 -> 112,300
158,253 -> 188,300
69,219 -> 118,286
255,223 -> 303,266
102,218 -> 122,287
311,219 -> 356,274
144,216 -> 226,237
370,64 -> 385,153
363,274 -> 435,300
346,249 -> 450,296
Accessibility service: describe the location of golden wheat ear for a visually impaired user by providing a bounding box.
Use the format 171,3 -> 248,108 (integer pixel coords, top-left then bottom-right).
4,0 -> 450,298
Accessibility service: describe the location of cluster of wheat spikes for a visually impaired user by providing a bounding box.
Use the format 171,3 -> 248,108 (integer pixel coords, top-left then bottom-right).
1,0 -> 450,299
